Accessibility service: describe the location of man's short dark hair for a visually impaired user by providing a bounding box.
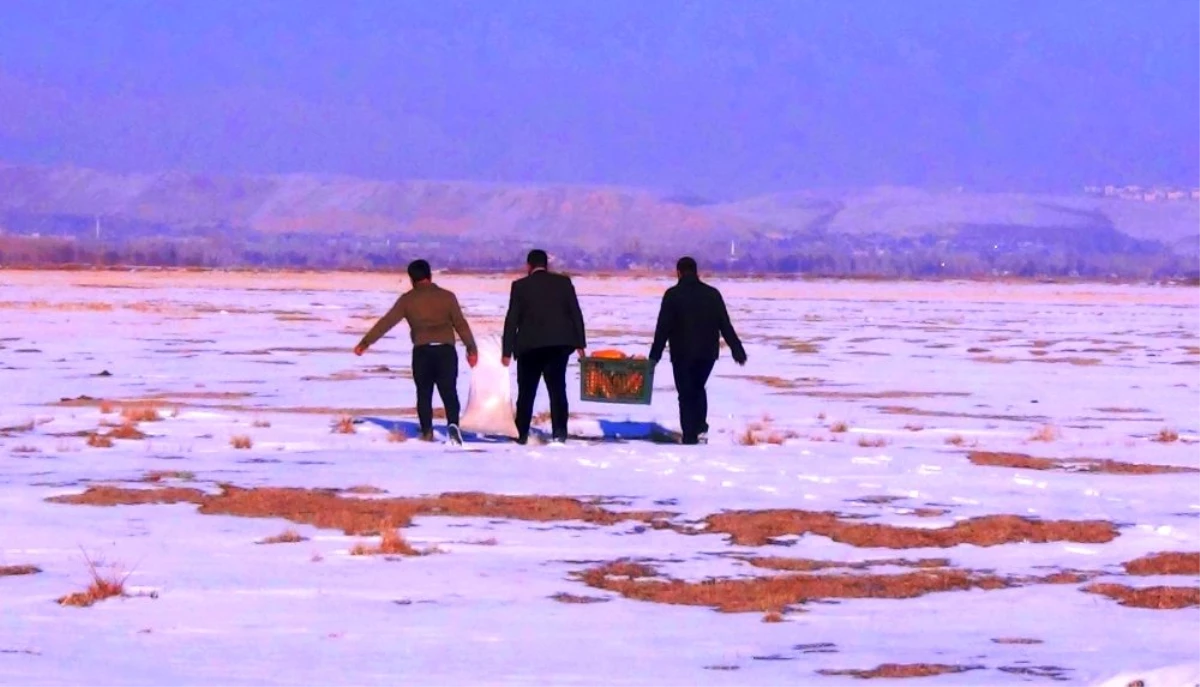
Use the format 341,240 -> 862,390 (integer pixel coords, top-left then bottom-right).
526,249 -> 549,268
407,259 -> 432,282
676,256 -> 698,275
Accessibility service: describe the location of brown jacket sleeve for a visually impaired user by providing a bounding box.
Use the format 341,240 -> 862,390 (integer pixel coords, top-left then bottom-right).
449,293 -> 477,356
358,294 -> 407,350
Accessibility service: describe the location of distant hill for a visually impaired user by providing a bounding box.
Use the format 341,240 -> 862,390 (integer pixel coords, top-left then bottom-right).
0,162 -> 1196,278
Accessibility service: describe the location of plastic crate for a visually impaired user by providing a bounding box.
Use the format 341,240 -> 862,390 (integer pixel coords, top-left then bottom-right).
580,356 -> 655,405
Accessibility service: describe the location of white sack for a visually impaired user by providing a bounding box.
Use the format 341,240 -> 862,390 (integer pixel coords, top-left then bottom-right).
460,334 -> 517,438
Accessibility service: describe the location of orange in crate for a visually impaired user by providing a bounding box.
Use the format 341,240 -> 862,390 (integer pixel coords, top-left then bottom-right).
580,350 -> 654,405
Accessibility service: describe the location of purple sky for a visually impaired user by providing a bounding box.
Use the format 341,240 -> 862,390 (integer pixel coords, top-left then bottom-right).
0,0 -> 1196,197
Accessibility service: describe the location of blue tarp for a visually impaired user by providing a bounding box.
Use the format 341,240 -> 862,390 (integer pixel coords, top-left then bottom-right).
356,417 -> 679,444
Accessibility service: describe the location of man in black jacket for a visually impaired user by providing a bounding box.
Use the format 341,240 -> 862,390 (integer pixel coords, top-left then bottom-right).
649,257 -> 747,445
502,249 -> 588,444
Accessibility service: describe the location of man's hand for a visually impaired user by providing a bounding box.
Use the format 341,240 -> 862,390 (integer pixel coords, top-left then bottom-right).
467,352 -> 479,368
734,353 -> 748,367
501,356 -> 511,367
353,345 -> 366,356
576,348 -> 586,360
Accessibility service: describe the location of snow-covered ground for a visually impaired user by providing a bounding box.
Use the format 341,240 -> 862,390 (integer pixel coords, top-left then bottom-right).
1,270 -> 1197,686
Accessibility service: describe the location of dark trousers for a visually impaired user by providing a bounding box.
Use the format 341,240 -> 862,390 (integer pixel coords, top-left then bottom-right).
672,357 -> 716,443
515,345 -> 574,440
412,344 -> 460,434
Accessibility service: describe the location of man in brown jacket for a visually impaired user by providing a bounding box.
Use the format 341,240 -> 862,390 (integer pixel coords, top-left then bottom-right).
354,259 -> 478,445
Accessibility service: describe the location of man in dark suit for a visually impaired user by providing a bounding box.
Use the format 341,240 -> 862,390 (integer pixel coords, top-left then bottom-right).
649,256 -> 747,445
502,249 -> 588,444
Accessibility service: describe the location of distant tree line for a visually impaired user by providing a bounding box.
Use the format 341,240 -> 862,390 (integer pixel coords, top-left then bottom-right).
0,230 -> 1195,282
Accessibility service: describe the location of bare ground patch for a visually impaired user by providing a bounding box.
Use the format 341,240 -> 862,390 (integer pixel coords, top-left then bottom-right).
967,451 -> 1198,475
692,509 -> 1117,548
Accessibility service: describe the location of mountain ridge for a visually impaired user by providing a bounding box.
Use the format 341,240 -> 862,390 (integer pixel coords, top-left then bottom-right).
0,162 -> 1196,276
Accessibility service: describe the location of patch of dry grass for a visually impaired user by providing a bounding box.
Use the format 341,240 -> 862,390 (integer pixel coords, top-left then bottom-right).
230,435 -> 253,449
1152,428 -> 1180,443
1123,552 -> 1200,576
1,419 -> 36,434
344,485 -> 387,495
251,419 -> 272,428
694,509 -> 1118,548
972,355 -> 1018,364
967,451 -> 1198,475
737,421 -> 799,446
550,592 -> 611,604
85,433 -> 114,448
574,559 -> 1091,614
48,484 -> 673,536
10,445 -> 40,454
857,436 -> 890,448
741,557 -> 950,573
143,470 -> 195,482
829,421 -> 849,433
0,564 -> 41,576
818,664 -> 983,679
1083,583 -> 1199,610
258,529 -> 308,545
876,405 -> 1047,423
120,405 -> 162,423
332,415 -> 356,434
108,422 -> 148,440
99,401 -> 115,414
800,390 -> 970,400
1031,356 -> 1102,366
57,553 -> 130,608
744,375 -> 803,390
944,434 -> 967,446
350,522 -> 426,556
1029,424 -> 1061,442
780,339 -> 821,354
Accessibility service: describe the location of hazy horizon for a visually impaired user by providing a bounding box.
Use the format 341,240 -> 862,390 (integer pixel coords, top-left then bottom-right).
0,0 -> 1196,198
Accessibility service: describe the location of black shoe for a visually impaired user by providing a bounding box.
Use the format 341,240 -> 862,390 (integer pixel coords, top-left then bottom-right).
419,431 -> 435,442
550,432 -> 567,444
447,424 -> 463,446
681,435 -> 699,446
515,434 -> 528,445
